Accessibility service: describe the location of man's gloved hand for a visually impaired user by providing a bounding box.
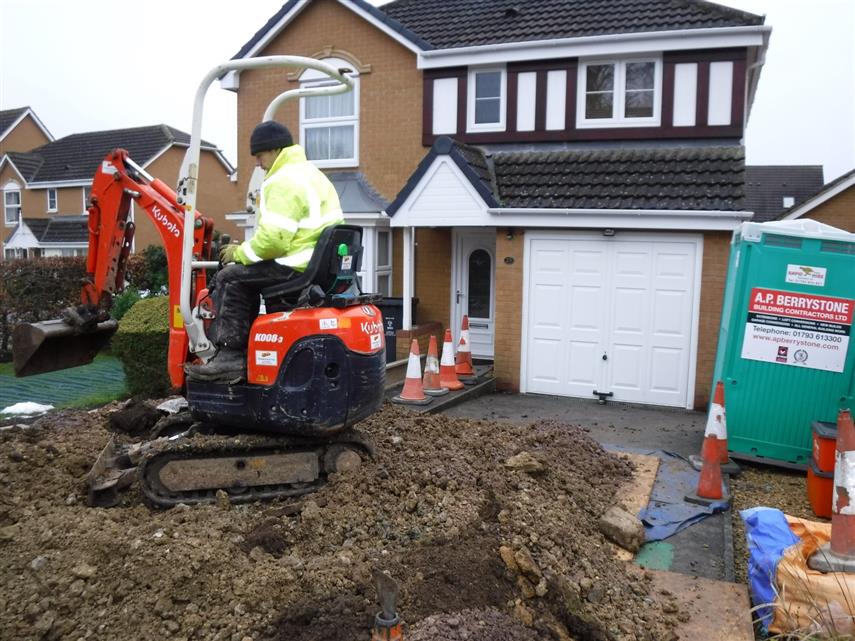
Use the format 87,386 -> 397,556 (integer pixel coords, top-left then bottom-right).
219,243 -> 239,265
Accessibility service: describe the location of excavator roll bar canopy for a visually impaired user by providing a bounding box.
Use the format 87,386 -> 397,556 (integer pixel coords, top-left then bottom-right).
12,56 -> 354,381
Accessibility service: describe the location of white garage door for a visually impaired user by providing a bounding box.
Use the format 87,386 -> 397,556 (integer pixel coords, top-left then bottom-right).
523,232 -> 702,408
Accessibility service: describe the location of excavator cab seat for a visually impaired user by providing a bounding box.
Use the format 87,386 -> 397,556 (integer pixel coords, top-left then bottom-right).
261,224 -> 377,312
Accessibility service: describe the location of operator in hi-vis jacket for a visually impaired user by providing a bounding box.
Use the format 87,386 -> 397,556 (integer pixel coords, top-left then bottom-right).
185,121 -> 344,382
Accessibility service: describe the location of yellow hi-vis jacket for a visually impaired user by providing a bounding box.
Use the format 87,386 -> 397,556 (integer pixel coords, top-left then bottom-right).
235,144 -> 344,271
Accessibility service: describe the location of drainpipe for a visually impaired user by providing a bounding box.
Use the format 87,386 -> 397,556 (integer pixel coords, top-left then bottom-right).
402,226 -> 414,330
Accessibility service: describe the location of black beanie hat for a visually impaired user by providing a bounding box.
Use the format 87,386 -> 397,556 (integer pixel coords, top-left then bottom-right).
250,121 -> 294,155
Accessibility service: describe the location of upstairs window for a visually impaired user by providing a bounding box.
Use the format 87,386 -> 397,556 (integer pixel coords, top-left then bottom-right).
4,182 -> 21,225
578,59 -> 661,127
300,58 -> 359,168
467,68 -> 506,132
47,188 -> 57,212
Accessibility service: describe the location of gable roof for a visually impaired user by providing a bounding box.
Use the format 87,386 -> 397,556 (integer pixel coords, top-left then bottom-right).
9,125 -> 232,185
388,137 -> 746,215
381,0 -> 764,49
744,165 -> 825,222
780,167 -> 855,222
235,0 -> 762,57
328,171 -> 389,212
0,106 -> 54,144
4,216 -> 88,245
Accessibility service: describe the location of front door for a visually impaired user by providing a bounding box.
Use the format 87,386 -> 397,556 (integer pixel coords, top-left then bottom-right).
453,230 -> 495,359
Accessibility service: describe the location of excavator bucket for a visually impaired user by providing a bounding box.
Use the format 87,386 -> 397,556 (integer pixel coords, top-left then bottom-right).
12,318 -> 118,377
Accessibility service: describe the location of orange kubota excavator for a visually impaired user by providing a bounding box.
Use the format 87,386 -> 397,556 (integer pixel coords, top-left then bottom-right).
11,57 -> 386,507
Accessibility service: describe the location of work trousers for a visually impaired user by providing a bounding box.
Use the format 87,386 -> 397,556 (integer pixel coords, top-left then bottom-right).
208,260 -> 296,350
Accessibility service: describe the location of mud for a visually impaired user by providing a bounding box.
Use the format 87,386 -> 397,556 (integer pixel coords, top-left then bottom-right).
0,403 -> 677,641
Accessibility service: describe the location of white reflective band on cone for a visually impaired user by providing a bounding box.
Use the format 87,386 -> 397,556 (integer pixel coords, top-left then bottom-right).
405,353 -> 421,379
833,450 -> 855,515
440,342 -> 455,366
460,330 -> 471,352
704,404 -> 727,439
425,354 -> 440,372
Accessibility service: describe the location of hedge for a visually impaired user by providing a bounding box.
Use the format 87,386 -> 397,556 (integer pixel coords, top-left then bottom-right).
111,296 -> 172,398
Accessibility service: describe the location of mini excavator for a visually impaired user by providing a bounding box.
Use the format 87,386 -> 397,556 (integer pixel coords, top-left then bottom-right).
11,57 -> 386,507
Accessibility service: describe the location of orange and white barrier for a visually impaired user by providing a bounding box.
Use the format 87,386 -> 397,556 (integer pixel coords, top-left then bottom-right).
690,380 -> 740,475
809,409 -> 855,573
422,335 -> 449,396
455,315 -> 476,380
439,329 -> 464,391
392,339 -> 432,406
685,434 -> 730,507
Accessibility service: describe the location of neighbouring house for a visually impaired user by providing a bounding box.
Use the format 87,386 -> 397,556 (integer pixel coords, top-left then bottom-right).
1,123 -> 240,259
0,107 -> 53,157
779,167 -> 855,232
744,165 -> 825,222
226,0 -> 771,409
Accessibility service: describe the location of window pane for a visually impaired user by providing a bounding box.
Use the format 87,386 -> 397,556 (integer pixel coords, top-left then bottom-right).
475,72 -> 501,98
329,90 -> 354,118
625,90 -> 654,118
586,65 -> 614,92
625,62 -> 654,91
305,94 -> 329,119
5,191 -> 20,205
585,92 -> 613,119
306,128 -> 330,160
377,231 -> 390,266
475,97 -> 500,123
467,249 -> 491,319
377,273 -> 391,296
328,125 -> 354,159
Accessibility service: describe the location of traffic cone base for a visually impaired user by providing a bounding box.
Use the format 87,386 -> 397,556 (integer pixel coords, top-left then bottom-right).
422,335 -> 450,396
685,435 -> 731,507
392,339 -> 433,406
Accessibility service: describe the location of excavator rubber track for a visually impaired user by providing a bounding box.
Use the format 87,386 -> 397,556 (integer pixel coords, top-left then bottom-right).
138,428 -> 374,508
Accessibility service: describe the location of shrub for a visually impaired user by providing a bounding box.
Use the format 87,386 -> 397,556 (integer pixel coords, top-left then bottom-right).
111,296 -> 172,398
111,289 -> 142,321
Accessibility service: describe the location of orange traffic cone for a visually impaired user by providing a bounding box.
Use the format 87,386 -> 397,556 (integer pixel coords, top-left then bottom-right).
685,435 -> 731,507
392,339 -> 432,406
455,316 -> 477,382
439,329 -> 464,391
809,409 -> 855,573
690,381 -> 740,475
422,335 -> 449,396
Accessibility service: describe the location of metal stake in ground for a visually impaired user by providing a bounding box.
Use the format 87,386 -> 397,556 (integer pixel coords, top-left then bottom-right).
371,570 -> 403,641
809,409 -> 855,573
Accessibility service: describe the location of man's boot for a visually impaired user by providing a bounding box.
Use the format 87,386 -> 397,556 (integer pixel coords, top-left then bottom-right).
184,348 -> 246,383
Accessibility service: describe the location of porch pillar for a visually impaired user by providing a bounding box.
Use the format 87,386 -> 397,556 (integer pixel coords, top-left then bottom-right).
402,225 -> 414,330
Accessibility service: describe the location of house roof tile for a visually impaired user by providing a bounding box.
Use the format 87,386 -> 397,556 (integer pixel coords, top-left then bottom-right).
5,216 -> 89,245
744,165 -> 824,222
328,171 -> 389,212
382,0 -> 763,49
21,125 -> 221,184
0,107 -> 29,138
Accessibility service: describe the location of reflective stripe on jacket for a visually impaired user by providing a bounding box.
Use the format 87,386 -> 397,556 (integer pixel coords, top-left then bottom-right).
235,144 -> 343,271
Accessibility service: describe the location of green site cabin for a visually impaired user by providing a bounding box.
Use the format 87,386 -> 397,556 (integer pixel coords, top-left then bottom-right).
712,220 -> 855,467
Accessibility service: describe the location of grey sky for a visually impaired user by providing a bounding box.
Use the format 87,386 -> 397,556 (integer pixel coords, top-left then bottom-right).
1,0 -> 853,182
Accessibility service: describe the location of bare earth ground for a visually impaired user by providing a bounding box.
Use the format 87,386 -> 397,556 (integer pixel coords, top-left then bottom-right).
0,403 -> 682,641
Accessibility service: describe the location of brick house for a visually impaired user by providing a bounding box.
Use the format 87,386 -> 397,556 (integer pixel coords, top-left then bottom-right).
779,168 -> 855,232
1,122 -> 240,259
227,0 -> 771,409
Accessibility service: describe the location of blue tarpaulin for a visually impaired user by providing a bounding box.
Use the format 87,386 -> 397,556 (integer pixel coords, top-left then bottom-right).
636,450 -> 730,540
740,507 -> 800,631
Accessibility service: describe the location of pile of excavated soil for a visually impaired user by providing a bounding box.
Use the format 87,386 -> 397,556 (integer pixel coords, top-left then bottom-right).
0,403 -> 678,641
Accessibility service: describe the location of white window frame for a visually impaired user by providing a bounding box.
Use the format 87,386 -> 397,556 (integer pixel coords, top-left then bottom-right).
576,57 -> 662,128
82,186 -> 91,212
299,59 -> 360,169
467,66 -> 507,133
4,182 -> 22,226
47,188 -> 58,212
375,228 -> 392,296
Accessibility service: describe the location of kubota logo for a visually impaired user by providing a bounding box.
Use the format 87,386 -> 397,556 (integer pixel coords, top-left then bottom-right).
360,321 -> 383,334
152,205 -> 180,238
